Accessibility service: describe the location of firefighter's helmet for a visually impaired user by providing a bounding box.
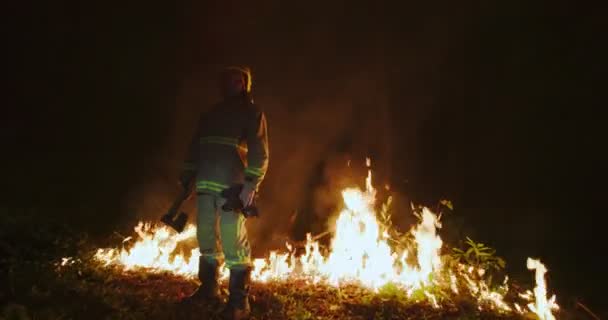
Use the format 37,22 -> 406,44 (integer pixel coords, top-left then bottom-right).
224,66 -> 252,93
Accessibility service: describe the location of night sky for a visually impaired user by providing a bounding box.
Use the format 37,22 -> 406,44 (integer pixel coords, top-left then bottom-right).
5,0 -> 605,314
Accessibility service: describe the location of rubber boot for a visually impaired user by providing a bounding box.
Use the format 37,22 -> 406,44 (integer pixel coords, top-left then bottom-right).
181,257 -> 222,305
221,267 -> 252,320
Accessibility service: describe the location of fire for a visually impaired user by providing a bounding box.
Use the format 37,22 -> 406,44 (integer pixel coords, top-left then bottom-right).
525,258 -> 559,320
95,222 -> 200,278
93,162 -> 558,318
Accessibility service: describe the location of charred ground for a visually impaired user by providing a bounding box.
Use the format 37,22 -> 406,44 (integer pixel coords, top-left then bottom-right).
0,213 -> 597,320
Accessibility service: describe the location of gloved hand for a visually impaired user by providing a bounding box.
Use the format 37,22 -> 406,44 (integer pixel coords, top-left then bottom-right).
239,182 -> 257,207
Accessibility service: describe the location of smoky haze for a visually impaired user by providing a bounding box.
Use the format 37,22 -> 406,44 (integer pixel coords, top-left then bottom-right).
127,1 -> 466,254
129,2 -> 605,312
132,40 -> 397,254
6,0 -> 603,314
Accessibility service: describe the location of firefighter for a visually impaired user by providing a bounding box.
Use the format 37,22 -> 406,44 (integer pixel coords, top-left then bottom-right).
180,66 -> 269,320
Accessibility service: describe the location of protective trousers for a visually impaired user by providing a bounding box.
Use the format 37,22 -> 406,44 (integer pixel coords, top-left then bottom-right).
197,193 -> 252,270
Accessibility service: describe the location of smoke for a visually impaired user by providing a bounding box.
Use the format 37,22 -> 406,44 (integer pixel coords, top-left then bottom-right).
122,65 -> 394,256
121,1 -> 528,257
11,0 -> 604,311
121,1 -> 467,254
252,70 -> 395,251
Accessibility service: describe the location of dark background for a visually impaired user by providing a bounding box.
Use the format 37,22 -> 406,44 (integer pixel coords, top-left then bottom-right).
5,0 -> 605,315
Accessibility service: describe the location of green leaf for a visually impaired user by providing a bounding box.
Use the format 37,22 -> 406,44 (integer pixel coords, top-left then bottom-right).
471,245 -> 479,256
497,258 -> 506,268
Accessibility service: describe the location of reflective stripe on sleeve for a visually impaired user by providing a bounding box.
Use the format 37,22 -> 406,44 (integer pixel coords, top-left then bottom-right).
200,136 -> 247,152
244,167 -> 264,177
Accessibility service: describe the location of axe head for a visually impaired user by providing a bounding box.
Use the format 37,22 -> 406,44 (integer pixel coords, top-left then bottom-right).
160,211 -> 188,233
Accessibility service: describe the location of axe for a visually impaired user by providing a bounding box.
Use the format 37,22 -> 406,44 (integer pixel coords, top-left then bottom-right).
160,177 -> 194,233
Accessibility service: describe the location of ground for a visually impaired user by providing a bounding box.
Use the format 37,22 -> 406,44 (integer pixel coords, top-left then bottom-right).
0,214 -> 594,320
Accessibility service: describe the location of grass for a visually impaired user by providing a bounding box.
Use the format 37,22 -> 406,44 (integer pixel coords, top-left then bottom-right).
0,212 -> 594,320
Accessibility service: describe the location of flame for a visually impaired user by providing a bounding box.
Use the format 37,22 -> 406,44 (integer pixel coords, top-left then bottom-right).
526,258 -> 559,320
95,222 -> 200,277
92,163 -> 558,318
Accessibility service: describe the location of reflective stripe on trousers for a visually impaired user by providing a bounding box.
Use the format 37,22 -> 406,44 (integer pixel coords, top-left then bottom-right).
197,194 -> 251,270
196,180 -> 228,193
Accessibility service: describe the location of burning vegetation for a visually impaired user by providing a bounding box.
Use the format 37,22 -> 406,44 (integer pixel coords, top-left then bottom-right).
89,160 -> 559,319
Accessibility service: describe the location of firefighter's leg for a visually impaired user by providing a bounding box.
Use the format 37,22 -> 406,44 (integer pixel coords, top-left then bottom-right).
217,201 -> 251,269
218,197 -> 252,319
197,194 -> 223,264
182,194 -> 222,304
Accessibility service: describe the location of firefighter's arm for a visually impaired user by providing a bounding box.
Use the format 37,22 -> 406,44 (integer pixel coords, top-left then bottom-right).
180,116 -> 201,189
244,110 -> 269,190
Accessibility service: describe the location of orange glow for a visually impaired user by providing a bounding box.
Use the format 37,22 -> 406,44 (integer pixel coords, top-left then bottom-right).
92,162 -> 557,318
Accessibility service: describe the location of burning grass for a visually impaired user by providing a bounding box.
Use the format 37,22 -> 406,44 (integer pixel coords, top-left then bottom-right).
87,161 -> 561,319
3,161 -> 594,319
47,257 -> 536,320
0,208 -> 594,320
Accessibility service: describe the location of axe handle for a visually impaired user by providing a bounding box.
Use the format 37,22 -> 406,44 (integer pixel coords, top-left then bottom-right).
166,179 -> 194,218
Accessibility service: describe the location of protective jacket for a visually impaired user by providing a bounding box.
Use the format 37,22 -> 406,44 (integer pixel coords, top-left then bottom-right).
183,95 -> 269,195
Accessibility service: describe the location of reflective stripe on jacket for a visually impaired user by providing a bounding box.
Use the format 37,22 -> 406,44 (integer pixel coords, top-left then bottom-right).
182,95 -> 269,195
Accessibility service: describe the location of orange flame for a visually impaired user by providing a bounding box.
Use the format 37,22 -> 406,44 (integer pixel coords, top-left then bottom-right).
92,163 -> 558,318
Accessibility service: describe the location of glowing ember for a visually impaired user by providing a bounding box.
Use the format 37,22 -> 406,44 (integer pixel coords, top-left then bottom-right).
92,162 -> 558,318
